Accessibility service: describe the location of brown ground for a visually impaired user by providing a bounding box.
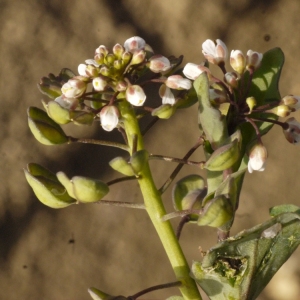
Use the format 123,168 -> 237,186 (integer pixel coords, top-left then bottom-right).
1,1 -> 300,299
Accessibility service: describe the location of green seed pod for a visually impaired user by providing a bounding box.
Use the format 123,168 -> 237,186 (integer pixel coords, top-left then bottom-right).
130,150 -> 149,174
27,107 -> 69,145
109,157 -> 135,176
24,164 -> 76,209
44,100 -> 71,125
204,139 -> 240,171
56,171 -> 76,198
197,195 -> 233,228
151,104 -> 176,119
71,176 -> 109,203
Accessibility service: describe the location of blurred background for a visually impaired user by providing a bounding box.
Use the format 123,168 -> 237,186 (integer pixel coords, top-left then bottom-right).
1,0 -> 300,299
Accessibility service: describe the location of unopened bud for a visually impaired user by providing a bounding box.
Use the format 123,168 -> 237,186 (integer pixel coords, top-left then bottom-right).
99,105 -> 119,132
224,72 -> 239,89
112,43 -> 125,59
283,117 -> 300,144
105,53 -> 116,65
230,50 -> 246,74
269,105 -> 292,117
246,50 -> 263,71
130,49 -> 146,65
165,75 -> 192,90
126,85 -> 146,106
246,96 -> 257,113
281,95 -> 300,110
61,78 -> 86,98
124,36 -> 146,52
149,55 -> 171,73
95,45 -> 109,57
209,88 -> 228,105
121,51 -> 132,65
248,143 -> 267,173
183,63 -> 209,80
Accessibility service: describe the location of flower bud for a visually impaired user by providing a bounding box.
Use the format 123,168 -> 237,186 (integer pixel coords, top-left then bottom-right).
281,95 -> 300,110
99,105 -> 119,131
115,80 -> 127,92
85,59 -> 100,67
224,72 -> 239,89
182,63 -> 209,80
113,59 -> 123,70
92,76 -> 107,92
126,85 -> 146,106
202,39 -> 228,65
105,53 -> 116,65
248,143 -> 267,173
130,49 -> 146,65
122,51 -> 132,65
159,85 -> 176,105
245,96 -> 257,113
230,50 -> 246,74
165,75 -> 192,90
246,50 -> 263,71
209,88 -> 228,105
61,78 -> 86,98
149,55 -> 171,73
283,117 -> 300,144
99,66 -> 111,77
94,53 -> 105,65
113,43 -> 125,59
269,105 -> 292,117
95,45 -> 109,57
124,36 -> 146,52
78,64 -> 98,77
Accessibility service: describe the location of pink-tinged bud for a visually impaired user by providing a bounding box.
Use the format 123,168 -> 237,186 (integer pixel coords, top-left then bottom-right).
122,51 -> 132,65
124,36 -> 146,52
165,75 -> 192,90
99,105 -> 119,132
224,72 -> 239,89
112,43 -> 125,59
92,76 -> 107,92
269,105 -> 292,117
116,80 -> 127,92
85,59 -> 100,67
130,49 -> 146,65
78,64 -> 98,77
248,143 -> 267,173
126,85 -> 146,106
246,50 -> 263,71
283,118 -> 300,144
94,53 -> 105,65
159,85 -> 176,105
183,63 -> 210,80
202,39 -> 228,65
95,45 -> 109,57
55,95 -> 79,110
99,66 -> 111,77
149,55 -> 171,73
209,89 -> 228,105
61,78 -> 86,98
105,53 -> 115,65
281,95 -> 300,110
230,50 -> 246,74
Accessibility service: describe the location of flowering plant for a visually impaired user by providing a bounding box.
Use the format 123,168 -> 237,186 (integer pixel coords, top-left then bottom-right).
25,36 -> 300,300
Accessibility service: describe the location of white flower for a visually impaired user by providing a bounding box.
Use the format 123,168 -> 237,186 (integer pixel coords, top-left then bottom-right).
124,36 -> 146,52
182,63 -> 208,80
246,50 -> 263,71
149,55 -> 171,73
165,75 -> 192,90
248,143 -> 267,173
61,78 -> 86,98
202,39 -> 228,65
92,76 -> 107,92
159,85 -> 176,106
55,95 -> 79,110
78,64 -> 98,77
283,118 -> 300,144
126,85 -> 146,106
99,106 -> 119,132
230,50 -> 246,74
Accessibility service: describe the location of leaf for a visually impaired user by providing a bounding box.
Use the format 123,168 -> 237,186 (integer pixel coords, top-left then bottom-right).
194,72 -> 228,149
192,212 -> 300,300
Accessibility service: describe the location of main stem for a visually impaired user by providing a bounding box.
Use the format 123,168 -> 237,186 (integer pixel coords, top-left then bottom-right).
119,101 -> 202,300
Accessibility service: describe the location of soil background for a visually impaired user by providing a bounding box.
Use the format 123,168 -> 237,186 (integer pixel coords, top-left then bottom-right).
1,1 -> 300,299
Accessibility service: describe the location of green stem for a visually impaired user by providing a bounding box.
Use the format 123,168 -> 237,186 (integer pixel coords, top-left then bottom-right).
118,101 -> 202,300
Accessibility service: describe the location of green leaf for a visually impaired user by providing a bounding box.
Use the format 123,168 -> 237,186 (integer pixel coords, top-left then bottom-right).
269,204 -> 300,216
194,72 -> 228,149
192,212 -> 300,300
